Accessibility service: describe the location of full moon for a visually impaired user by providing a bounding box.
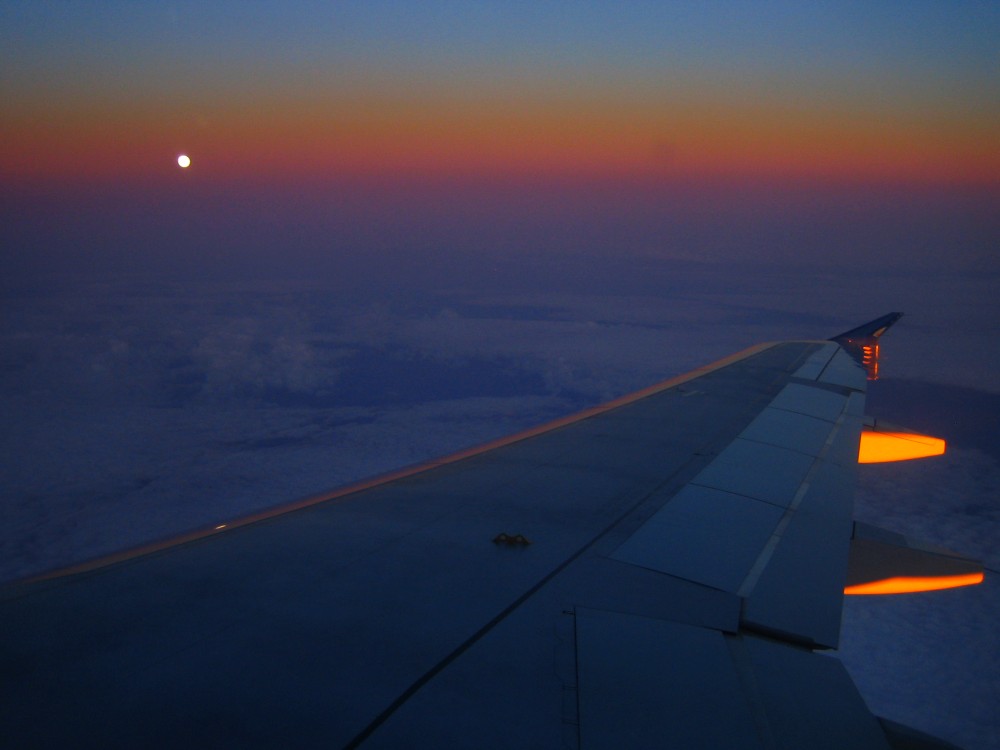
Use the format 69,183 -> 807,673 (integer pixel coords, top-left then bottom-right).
177,154 -> 191,168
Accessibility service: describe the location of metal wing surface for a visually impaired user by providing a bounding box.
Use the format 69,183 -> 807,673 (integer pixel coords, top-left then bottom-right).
0,320 -> 914,748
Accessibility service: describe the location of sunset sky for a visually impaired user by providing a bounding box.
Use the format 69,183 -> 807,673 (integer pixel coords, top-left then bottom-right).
1,3 -> 998,748
4,2 -> 999,182
4,2 -> 997,278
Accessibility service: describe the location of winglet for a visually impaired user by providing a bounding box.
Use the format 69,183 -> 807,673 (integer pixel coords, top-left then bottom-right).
830,312 -> 903,380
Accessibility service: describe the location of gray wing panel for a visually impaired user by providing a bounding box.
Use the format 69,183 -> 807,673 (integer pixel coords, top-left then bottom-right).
819,348 -> 869,391
690,438 -> 817,507
612,484 -> 785,591
792,341 -> 839,380
769,382 -> 847,421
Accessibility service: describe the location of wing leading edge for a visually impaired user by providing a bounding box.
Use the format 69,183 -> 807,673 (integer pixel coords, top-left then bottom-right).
0,314 -> 978,749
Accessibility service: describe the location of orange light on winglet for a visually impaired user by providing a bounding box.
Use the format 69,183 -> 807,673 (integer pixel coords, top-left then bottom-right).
844,571 -> 984,595
858,430 -> 946,463
861,343 -> 879,380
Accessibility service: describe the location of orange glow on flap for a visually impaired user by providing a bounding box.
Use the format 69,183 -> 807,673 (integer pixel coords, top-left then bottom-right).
844,572 -> 984,595
858,430 -> 946,463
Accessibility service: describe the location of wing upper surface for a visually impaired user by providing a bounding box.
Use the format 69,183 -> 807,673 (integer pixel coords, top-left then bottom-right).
0,334 -> 899,748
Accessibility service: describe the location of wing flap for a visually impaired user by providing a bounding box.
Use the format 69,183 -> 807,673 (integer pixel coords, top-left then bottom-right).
575,608 -> 892,750
610,354 -> 865,647
576,608 -> 765,750
741,460 -> 856,647
611,485 -> 786,592
737,634 -> 891,750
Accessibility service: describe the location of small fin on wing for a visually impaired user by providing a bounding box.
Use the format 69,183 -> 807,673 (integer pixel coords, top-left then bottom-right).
844,522 -> 984,595
858,419 -> 946,463
831,312 -> 905,344
830,312 -> 904,380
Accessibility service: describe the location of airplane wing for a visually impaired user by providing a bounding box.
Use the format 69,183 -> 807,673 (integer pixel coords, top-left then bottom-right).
0,314 -> 981,749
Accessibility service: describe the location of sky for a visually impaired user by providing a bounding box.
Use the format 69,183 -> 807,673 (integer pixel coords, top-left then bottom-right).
3,2 -> 998,183
3,1 -> 998,279
1,2 -> 998,748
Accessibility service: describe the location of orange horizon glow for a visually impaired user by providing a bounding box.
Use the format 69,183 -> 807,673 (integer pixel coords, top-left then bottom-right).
844,572 -> 984,595
4,89 -> 999,186
858,430 -> 946,464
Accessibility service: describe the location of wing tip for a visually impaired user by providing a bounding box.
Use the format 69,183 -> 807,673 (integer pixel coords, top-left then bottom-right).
830,312 -> 904,380
830,312 -> 904,344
